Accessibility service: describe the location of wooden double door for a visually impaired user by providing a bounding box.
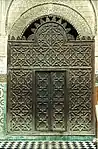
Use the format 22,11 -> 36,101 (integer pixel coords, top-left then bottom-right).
35,70 -> 67,131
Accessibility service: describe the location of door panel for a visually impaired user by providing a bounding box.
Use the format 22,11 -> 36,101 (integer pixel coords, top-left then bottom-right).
51,101 -> 65,131
36,101 -> 49,131
35,72 -> 50,131
51,72 -> 65,101
7,69 -> 33,133
51,72 -> 66,131
35,71 -> 66,131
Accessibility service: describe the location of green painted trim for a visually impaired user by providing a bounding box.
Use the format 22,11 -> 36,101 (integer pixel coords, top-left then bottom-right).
0,135 -> 95,141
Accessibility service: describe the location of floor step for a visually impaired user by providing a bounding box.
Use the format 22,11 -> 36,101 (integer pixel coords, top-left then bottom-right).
0,141 -> 97,149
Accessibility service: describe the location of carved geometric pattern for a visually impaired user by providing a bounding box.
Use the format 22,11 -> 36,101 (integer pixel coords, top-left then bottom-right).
0,84 -> 5,133
8,70 -> 33,132
62,45 -> 92,67
35,71 -> 66,131
36,22 -> 66,47
25,15 -> 77,41
51,72 -> 65,131
8,43 -> 92,68
7,15 -> 94,135
35,72 -> 49,131
52,101 -> 65,131
8,40 -> 94,134
68,69 -> 92,132
9,44 -> 33,67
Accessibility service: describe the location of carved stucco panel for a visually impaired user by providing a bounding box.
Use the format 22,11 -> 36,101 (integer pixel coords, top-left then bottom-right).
0,56 -> 7,74
0,83 -> 5,134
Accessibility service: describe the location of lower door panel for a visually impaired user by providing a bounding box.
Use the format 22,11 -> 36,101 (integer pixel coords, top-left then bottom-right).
35,71 -> 67,131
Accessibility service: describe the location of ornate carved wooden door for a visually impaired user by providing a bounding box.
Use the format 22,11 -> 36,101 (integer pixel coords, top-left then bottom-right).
35,71 -> 67,131
7,15 -> 95,135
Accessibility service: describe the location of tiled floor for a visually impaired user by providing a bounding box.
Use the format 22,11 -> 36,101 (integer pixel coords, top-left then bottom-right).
0,141 -> 97,149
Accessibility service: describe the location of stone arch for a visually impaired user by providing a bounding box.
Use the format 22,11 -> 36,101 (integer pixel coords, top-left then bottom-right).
5,1 -> 97,38
8,3 -> 93,38
89,0 -> 97,34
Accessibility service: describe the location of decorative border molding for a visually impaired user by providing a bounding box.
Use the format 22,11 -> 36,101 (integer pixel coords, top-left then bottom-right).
0,84 -> 5,134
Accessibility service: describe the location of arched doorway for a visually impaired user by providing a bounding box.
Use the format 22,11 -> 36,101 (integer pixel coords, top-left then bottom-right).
7,15 -> 95,136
